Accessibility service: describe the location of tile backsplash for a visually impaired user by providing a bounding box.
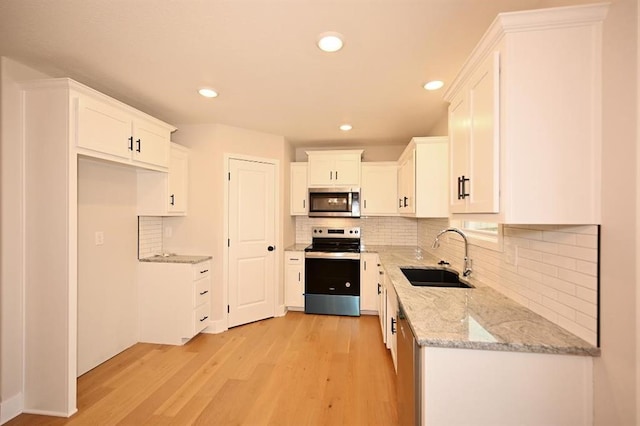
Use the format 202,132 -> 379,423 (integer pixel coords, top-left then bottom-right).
417,218 -> 599,346
295,216 -> 417,246
138,216 -> 162,258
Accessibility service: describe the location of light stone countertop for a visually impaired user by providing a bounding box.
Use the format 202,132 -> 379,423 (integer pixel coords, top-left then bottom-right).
284,244 -> 310,251
139,254 -> 212,264
368,245 -> 600,357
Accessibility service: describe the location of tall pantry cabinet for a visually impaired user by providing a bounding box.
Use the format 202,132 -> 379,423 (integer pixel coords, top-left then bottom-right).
20,78 -> 175,416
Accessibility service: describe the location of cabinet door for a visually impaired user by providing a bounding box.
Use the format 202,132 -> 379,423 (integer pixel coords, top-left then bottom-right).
290,163 -> 308,215
386,285 -> 398,372
449,92 -> 470,214
361,163 -> 398,216
467,51 -> 499,213
76,94 -> 132,159
360,253 -> 379,312
168,144 -> 188,214
397,151 -> 415,214
334,155 -> 360,186
307,156 -> 335,186
285,252 -> 305,308
132,118 -> 171,168
377,269 -> 387,344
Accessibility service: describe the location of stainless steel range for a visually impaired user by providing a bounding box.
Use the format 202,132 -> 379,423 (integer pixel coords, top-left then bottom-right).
304,227 -> 361,316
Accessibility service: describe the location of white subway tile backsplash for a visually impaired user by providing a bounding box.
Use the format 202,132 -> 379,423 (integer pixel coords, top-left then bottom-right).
295,216 -> 418,246
417,219 -> 599,346
138,216 -> 163,258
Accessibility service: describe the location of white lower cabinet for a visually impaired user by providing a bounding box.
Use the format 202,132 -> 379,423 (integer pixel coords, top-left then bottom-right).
138,259 -> 211,345
284,251 -> 305,309
386,282 -> 398,372
421,347 -> 593,425
377,265 -> 387,345
360,253 -> 380,313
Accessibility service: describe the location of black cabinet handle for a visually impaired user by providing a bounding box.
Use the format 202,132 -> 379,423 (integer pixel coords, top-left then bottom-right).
403,196 -> 408,207
377,283 -> 381,295
170,194 -> 175,206
399,198 -> 402,208
200,269 -> 209,274
330,171 -> 333,180
199,315 -> 209,322
303,199 -> 305,209
199,290 -> 209,296
298,272 -> 301,281
268,245 -> 275,252
136,139 -> 141,152
364,200 -> 367,209
391,317 -> 397,334
128,136 -> 133,151
335,171 -> 338,180
458,175 -> 470,199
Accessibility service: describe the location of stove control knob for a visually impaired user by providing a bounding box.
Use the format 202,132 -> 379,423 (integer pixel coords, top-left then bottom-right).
345,282 -> 351,288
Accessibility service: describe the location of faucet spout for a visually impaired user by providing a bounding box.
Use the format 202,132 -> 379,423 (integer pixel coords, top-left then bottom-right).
432,227 -> 473,277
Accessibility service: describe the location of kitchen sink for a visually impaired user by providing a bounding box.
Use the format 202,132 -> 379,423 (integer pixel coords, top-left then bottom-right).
400,267 -> 473,288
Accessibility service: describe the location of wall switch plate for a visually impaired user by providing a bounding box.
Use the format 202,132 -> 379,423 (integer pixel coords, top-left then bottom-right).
95,231 -> 104,246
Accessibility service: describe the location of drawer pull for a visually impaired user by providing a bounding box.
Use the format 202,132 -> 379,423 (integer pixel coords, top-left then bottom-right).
200,269 -> 209,274
199,315 -> 209,322
199,290 -> 209,296
290,258 -> 299,261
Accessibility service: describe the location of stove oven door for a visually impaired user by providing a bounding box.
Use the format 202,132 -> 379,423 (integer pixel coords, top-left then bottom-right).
304,252 -> 361,316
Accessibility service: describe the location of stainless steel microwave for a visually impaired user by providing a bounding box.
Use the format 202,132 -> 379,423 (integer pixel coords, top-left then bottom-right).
308,188 -> 360,218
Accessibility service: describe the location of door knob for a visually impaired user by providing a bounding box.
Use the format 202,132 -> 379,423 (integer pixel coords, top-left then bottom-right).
267,246 -> 275,252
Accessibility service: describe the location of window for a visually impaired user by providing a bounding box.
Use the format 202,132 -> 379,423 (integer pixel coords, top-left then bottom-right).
450,220 -> 503,251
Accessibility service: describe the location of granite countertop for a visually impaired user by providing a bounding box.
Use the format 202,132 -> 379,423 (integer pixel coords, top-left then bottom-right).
371,245 -> 599,357
139,254 -> 212,264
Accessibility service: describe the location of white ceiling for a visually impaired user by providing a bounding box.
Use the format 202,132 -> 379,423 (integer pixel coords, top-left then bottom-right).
0,0 -> 590,146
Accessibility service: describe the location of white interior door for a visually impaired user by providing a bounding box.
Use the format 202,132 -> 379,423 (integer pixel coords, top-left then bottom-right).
228,158 -> 276,328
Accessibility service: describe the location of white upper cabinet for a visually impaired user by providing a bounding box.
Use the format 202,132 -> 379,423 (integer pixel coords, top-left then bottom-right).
444,3 -> 608,224
397,137 -> 449,218
361,162 -> 398,216
306,150 -> 362,187
75,81 -> 174,171
137,143 -> 189,216
290,163 -> 308,216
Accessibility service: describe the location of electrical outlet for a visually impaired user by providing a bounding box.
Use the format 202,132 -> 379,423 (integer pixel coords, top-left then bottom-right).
95,231 -> 104,246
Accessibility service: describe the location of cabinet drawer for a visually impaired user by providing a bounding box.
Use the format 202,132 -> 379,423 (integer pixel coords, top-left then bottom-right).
193,261 -> 211,280
194,278 -> 210,307
286,254 -> 303,265
194,303 -> 210,334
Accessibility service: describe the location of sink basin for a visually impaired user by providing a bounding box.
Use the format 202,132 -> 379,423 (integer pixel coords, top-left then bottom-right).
400,267 -> 473,288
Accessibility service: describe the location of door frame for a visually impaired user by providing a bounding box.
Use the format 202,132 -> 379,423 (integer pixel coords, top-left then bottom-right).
222,153 -> 284,331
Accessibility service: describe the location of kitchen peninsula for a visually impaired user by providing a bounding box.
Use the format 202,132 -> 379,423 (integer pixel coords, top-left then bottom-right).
372,245 -> 598,425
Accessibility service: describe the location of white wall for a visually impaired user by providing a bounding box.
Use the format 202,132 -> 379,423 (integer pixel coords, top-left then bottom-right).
165,123 -> 292,331
0,57 -> 52,423
77,158 -> 138,376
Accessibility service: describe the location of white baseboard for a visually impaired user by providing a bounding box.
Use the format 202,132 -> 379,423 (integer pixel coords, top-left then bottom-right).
0,392 -> 23,425
275,304 -> 286,317
203,318 -> 227,334
21,407 -> 76,418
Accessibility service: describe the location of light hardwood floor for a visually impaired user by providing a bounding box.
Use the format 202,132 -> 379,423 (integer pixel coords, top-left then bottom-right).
8,312 -> 398,425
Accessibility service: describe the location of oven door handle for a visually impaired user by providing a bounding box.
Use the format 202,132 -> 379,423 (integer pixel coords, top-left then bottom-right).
305,252 -> 361,260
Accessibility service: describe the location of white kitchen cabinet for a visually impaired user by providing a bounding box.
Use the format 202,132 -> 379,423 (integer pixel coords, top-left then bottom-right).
137,143 -> 190,216
138,259 -> 212,345
397,137 -> 448,218
444,3 -> 608,224
284,251 -> 305,309
360,253 -> 380,313
76,84 -> 174,171
290,163 -> 308,215
361,162 -> 398,216
386,282 -> 398,372
306,150 -> 362,187
377,265 -> 387,345
448,53 -> 499,215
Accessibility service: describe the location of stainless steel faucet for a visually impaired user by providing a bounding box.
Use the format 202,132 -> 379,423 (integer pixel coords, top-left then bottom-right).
432,227 -> 472,277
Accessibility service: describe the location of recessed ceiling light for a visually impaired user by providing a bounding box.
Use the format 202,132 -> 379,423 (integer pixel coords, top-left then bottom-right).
423,80 -> 444,91
317,32 -> 344,52
339,124 -> 352,131
198,88 -> 219,98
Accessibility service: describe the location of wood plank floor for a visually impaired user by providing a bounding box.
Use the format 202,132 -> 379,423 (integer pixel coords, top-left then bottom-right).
8,312 -> 398,425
